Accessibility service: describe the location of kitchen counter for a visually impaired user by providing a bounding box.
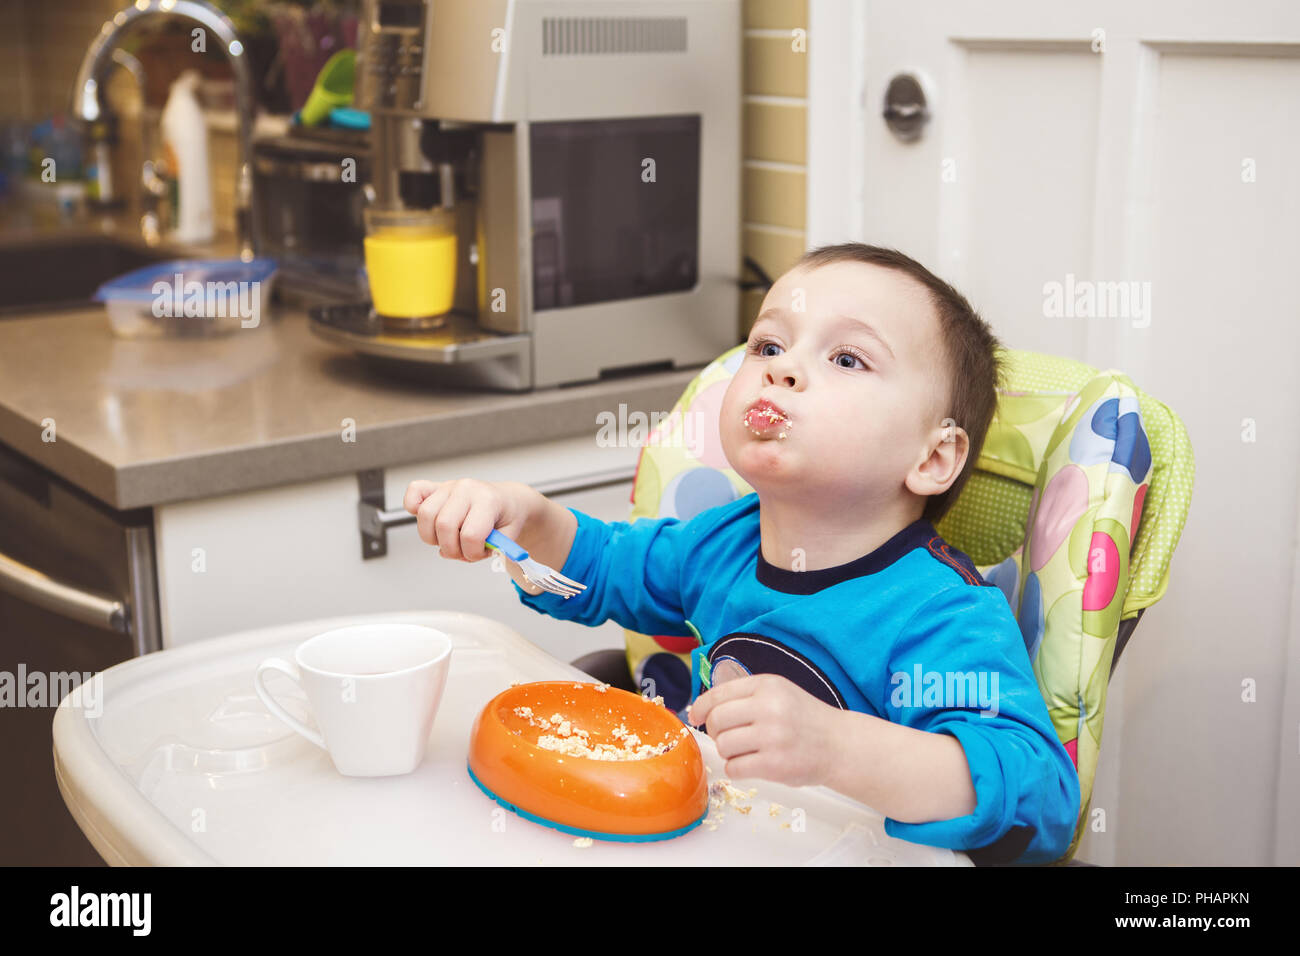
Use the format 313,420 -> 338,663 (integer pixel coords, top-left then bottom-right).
0,305 -> 703,510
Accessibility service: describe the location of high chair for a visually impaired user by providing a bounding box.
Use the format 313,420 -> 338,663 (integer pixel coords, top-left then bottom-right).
572,344 -> 1195,865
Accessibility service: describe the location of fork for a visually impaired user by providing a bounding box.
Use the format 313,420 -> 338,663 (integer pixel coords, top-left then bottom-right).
485,528 -> 587,599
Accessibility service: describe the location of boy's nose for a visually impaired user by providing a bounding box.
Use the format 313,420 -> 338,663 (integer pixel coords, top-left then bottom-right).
762,348 -> 800,387
763,363 -> 799,389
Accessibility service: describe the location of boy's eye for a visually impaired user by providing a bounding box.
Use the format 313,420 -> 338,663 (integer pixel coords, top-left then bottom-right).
833,350 -> 869,370
747,338 -> 871,370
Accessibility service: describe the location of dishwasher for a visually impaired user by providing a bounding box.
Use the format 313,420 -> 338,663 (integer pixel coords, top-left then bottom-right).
0,442 -> 160,865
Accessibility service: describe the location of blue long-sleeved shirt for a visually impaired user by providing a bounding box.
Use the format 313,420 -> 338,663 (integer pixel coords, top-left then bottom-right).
514,492 -> 1081,864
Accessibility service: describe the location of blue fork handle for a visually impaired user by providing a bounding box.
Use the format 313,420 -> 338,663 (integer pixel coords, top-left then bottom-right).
485,528 -> 529,563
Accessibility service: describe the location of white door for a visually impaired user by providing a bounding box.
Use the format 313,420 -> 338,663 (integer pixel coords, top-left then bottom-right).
809,0 -> 1300,865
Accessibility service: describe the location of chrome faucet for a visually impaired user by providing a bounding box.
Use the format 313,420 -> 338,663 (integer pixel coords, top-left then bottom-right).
72,0 -> 258,261
93,49 -> 168,246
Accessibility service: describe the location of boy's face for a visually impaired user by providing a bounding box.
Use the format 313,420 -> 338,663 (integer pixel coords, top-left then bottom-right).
720,260 -> 960,510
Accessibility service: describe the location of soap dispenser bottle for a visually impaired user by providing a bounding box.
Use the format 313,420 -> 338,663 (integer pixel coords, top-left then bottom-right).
160,70 -> 214,243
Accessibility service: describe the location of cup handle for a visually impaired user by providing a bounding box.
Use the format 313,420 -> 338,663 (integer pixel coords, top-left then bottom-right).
254,658 -> 326,749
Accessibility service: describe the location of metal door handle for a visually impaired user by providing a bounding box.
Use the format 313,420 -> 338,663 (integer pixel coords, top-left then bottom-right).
356,466 -> 637,559
0,550 -> 128,634
883,103 -> 924,119
883,73 -> 931,142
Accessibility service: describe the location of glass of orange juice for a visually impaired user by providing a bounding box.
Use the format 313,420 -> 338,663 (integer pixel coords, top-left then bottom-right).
364,207 -> 457,324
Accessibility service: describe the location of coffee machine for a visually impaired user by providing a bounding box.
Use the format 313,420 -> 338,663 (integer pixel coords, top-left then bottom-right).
308,0 -> 740,391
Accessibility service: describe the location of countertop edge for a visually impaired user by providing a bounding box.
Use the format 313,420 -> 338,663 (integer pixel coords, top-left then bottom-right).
0,403 -> 126,509
7,372 -> 701,511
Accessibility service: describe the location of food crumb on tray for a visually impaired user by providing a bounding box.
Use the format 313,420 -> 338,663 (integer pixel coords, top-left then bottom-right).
572,836 -> 594,848
700,778 -> 788,831
711,779 -> 757,807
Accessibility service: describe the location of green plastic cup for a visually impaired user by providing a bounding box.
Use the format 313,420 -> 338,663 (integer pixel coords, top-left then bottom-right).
299,49 -> 356,127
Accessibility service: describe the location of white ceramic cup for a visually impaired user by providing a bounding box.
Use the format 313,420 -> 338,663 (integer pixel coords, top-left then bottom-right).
254,623 -> 453,776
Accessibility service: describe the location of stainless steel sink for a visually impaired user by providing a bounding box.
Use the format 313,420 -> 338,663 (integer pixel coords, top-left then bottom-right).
0,234 -> 172,316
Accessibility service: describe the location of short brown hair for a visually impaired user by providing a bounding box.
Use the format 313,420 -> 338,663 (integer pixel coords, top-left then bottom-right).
793,243 -> 1004,524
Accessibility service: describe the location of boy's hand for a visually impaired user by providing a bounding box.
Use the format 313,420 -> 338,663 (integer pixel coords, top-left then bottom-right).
402,478 -> 534,562
687,674 -> 839,788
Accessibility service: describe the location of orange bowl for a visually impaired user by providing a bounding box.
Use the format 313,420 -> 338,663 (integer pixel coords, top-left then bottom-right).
467,681 -> 708,840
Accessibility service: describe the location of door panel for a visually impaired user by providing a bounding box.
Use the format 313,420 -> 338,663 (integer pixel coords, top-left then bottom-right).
809,0 -> 1300,865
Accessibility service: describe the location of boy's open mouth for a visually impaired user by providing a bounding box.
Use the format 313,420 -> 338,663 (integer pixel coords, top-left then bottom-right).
743,399 -> 793,439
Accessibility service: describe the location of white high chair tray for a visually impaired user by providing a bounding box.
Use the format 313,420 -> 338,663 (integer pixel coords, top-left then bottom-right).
52,610 -> 972,866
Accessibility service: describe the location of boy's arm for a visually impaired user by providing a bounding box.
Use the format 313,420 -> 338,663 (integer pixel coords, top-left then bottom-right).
509,494 -> 706,639
504,486 -> 577,596
689,675 -> 976,821
505,562 -> 544,596
510,483 -> 579,576
818,711 -> 977,823
864,585 -> 1082,864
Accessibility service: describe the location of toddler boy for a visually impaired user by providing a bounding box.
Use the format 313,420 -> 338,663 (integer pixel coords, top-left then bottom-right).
405,243 -> 1081,865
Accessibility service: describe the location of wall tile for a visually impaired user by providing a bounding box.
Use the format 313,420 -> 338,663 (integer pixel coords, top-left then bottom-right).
744,0 -> 808,31
742,224 -> 805,279
743,164 -> 806,231
744,35 -> 808,97
743,101 -> 806,165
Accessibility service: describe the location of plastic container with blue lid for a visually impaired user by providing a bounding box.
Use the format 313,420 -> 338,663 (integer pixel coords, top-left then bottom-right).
328,107 -> 370,130
94,257 -> 278,338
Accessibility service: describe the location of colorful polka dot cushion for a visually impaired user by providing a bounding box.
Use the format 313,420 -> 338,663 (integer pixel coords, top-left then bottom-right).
622,344 -> 1194,863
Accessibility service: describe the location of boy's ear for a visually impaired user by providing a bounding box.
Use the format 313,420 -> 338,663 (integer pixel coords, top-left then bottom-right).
906,420 -> 969,499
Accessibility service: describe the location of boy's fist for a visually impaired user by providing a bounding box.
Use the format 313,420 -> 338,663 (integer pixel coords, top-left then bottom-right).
687,673 -> 838,788
402,478 -> 533,563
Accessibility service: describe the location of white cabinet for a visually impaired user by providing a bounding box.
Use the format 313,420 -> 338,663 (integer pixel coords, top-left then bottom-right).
154,435 -> 641,666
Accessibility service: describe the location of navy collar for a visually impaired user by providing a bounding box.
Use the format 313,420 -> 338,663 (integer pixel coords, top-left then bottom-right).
755,517 -> 939,594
